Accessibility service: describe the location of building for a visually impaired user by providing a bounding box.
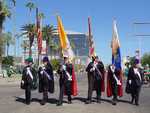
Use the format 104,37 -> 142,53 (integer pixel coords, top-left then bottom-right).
22,30 -> 89,65
50,30 -> 89,65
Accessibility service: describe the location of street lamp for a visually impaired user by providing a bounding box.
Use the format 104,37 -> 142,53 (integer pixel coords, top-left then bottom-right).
133,22 -> 150,62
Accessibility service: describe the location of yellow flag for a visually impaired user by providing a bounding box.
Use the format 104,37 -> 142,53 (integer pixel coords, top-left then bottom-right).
57,16 -> 74,59
57,16 -> 67,49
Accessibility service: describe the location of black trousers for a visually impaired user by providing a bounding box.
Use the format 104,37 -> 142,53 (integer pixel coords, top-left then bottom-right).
111,82 -> 118,101
131,86 -> 141,104
42,88 -> 48,102
25,85 -> 31,103
87,75 -> 101,101
58,81 -> 72,103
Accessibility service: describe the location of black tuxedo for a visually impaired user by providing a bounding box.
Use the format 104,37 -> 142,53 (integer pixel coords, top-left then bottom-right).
86,61 -> 104,102
21,65 -> 37,104
38,64 -> 54,93
57,63 -> 73,104
126,67 -> 144,105
38,63 -> 54,105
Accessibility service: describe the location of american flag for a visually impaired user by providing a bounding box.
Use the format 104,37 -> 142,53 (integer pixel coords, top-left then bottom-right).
88,17 -> 96,57
36,8 -> 42,54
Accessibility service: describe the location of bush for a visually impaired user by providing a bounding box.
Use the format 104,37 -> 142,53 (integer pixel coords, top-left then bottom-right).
2,56 -> 14,66
141,53 -> 150,66
129,56 -> 135,66
129,53 -> 150,67
51,59 -> 60,71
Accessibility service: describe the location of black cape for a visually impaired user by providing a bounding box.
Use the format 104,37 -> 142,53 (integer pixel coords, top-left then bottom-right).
126,67 -> 143,94
57,63 -> 73,95
21,66 -> 37,90
38,63 -> 54,93
86,61 -> 105,91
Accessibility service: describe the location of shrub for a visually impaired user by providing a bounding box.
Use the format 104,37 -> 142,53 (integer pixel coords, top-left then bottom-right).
50,59 -> 60,71
2,56 -> 14,66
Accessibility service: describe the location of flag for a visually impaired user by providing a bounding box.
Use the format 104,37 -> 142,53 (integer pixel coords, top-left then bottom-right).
88,17 -> 96,57
57,16 -> 74,59
36,8 -> 42,54
111,20 -> 121,70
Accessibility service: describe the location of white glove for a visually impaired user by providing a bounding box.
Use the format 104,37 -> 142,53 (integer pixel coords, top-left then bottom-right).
62,65 -> 66,70
93,67 -> 95,71
90,68 -> 93,72
90,67 -> 95,72
129,80 -> 132,84
21,80 -> 24,84
40,71 -> 44,75
42,66 -> 45,70
94,63 -> 97,67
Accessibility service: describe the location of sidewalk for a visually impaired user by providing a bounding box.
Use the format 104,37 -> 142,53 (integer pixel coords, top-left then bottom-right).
0,74 -> 21,85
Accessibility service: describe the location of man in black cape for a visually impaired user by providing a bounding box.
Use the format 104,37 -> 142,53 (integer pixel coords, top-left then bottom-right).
126,59 -> 144,106
38,56 -> 54,105
85,56 -> 105,104
21,57 -> 37,105
57,56 -> 77,106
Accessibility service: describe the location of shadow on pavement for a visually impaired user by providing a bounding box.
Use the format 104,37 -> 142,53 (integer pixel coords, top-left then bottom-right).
15,96 -> 25,104
95,97 -> 131,104
117,99 -> 131,104
47,98 -> 58,104
73,97 -> 87,102
15,96 -> 40,104
15,96 -> 68,105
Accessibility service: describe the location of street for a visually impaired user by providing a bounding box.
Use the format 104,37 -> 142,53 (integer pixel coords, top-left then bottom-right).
0,75 -> 150,113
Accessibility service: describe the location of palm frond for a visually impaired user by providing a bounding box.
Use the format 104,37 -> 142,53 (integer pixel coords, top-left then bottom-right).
26,2 -> 36,11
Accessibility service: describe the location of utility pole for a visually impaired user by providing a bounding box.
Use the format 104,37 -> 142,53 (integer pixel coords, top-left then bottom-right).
133,22 -> 150,63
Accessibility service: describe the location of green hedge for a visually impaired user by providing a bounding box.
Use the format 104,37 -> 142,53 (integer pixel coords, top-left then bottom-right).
2,56 -> 14,66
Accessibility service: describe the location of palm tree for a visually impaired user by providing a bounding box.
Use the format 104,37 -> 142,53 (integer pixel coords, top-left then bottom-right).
42,25 -> 57,56
38,12 -> 45,19
21,40 -> 29,59
0,1 -> 11,32
3,32 -> 14,56
11,0 -> 17,56
11,0 -> 16,6
0,0 -> 11,74
70,39 -> 76,50
26,1 -> 36,23
51,43 -> 60,59
0,33 -> 5,56
21,23 -> 36,56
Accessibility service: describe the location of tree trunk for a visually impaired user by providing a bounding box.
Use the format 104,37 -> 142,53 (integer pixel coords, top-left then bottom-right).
29,46 -> 32,57
29,38 -> 32,57
0,20 -> 3,76
24,48 -> 26,59
7,44 -> 9,56
46,39 -> 48,55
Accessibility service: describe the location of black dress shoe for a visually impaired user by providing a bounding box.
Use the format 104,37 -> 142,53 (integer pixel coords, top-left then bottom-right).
97,99 -> 101,104
68,101 -> 72,104
57,102 -> 63,106
112,102 -> 117,105
135,103 -> 139,106
40,100 -> 46,105
112,100 -> 117,105
85,100 -> 91,104
26,101 -> 30,105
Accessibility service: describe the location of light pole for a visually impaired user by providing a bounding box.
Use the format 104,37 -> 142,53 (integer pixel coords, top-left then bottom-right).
133,22 -> 150,63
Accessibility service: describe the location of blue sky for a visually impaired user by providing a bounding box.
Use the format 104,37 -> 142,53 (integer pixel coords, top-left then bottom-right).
4,0 -> 150,64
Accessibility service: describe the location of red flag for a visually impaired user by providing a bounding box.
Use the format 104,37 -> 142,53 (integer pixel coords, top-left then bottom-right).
88,17 -> 96,57
36,8 -> 42,54
71,65 -> 78,96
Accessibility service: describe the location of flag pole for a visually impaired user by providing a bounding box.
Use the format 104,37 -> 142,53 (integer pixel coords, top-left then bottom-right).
36,8 -> 40,66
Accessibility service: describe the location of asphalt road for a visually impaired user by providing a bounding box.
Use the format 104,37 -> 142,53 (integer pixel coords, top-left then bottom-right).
0,74 -> 150,113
